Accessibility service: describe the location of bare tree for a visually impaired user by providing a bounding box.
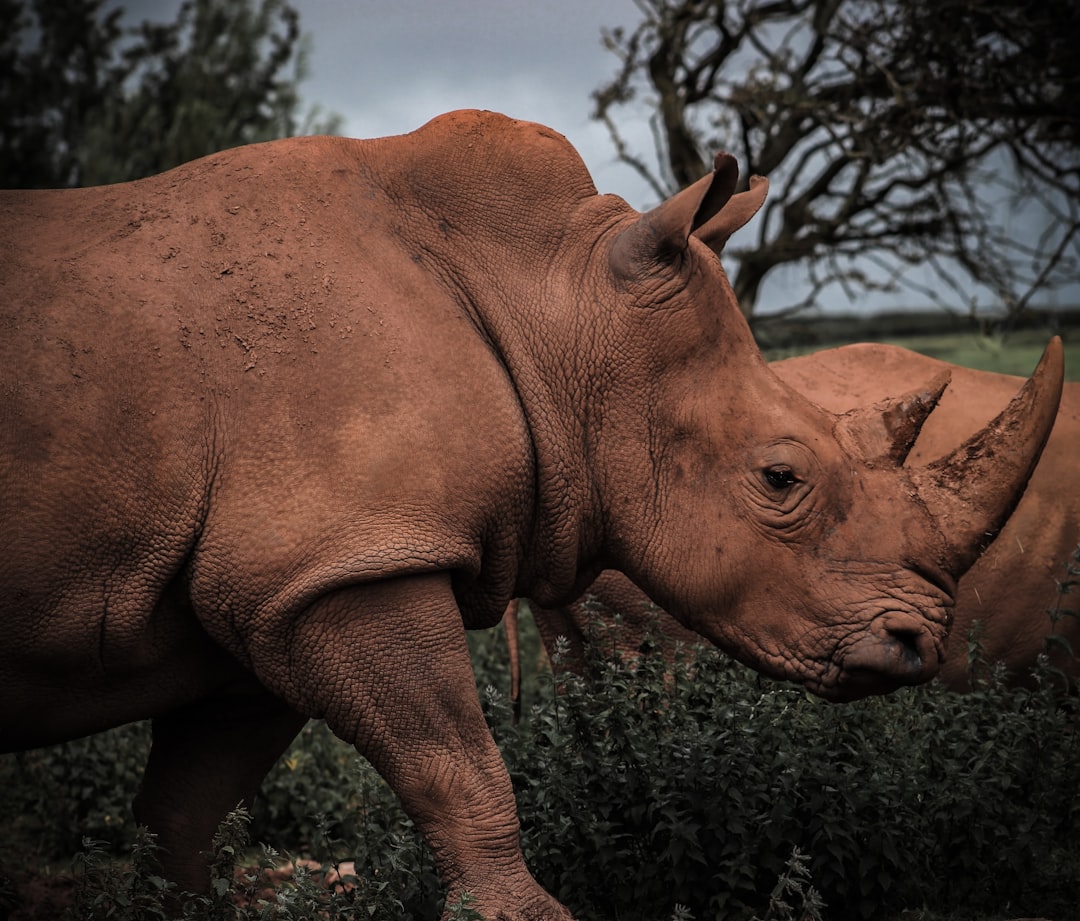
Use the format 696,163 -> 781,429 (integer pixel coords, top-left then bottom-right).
593,0 -> 1080,320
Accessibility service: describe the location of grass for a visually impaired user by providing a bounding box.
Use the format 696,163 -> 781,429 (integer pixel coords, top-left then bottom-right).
760,324 -> 1080,380
878,329 -> 1080,379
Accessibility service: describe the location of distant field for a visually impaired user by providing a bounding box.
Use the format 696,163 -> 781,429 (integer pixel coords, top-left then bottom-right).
761,327 -> 1079,381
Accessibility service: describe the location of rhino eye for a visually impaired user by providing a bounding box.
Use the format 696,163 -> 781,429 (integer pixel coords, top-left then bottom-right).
763,465 -> 798,490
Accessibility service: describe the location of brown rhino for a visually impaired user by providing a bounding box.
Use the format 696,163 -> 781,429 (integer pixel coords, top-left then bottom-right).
509,344 -> 1078,696
0,110 -> 1062,920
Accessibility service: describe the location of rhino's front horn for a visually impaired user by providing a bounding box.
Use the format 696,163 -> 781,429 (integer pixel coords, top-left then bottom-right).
911,337 -> 1064,578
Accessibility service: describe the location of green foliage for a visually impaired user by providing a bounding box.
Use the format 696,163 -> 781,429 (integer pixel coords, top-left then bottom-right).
81,0 -> 343,186
71,831 -> 175,920
64,807 -> 440,920
492,625 -> 1080,921
251,722 -> 445,918
0,721 -> 150,857
249,720 -> 365,849
757,847 -> 824,921
0,0 -> 125,188
3,605 -> 1079,920
0,0 -> 341,189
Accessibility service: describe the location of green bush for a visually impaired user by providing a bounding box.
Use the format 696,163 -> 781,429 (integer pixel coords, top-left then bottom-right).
491,627 -> 1080,921
249,720 -> 364,848
3,599 -> 1079,921
66,807 -> 449,921
0,721 -> 150,858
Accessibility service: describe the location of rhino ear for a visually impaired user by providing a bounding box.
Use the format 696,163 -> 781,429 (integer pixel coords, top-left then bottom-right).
836,371 -> 951,466
692,152 -> 740,231
692,173 -> 769,255
609,152 -> 740,276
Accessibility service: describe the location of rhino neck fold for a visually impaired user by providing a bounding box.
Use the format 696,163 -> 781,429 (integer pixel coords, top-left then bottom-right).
483,251 -> 623,606
371,114 -> 632,604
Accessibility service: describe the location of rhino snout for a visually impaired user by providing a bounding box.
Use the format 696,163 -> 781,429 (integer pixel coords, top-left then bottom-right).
836,615 -> 942,699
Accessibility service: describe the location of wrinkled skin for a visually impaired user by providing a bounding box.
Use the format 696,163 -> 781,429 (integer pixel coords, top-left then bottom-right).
0,110 -> 1062,920
781,344 -> 1079,690
510,345 -> 1078,695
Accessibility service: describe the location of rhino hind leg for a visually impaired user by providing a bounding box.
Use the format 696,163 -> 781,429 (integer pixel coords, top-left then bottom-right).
133,685 -> 307,894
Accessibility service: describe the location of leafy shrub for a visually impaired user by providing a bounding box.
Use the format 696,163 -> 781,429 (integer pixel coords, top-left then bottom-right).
3,585 -> 1079,921
249,719 -> 365,849
0,721 -> 150,858
491,618 -> 1080,921
66,807 -> 446,921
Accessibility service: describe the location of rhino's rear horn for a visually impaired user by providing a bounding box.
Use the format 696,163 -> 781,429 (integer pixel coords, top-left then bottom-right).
912,337 -> 1064,577
836,371 -> 951,466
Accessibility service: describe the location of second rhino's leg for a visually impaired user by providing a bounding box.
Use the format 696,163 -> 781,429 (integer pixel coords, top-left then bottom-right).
133,684 -> 307,894
254,572 -> 573,921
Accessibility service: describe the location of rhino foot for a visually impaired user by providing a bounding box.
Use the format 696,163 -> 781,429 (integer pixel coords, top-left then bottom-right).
445,883 -> 575,921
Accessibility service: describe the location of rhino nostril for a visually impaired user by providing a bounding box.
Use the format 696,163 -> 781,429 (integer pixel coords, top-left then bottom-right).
887,626 -> 924,672
840,619 -> 939,692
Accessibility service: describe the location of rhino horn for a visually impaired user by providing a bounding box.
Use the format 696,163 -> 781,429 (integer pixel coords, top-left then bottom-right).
610,152 -> 764,272
911,337 -> 1064,577
835,370 -> 951,466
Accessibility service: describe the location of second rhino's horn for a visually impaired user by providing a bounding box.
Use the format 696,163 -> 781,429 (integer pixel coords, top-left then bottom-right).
912,337 -> 1064,577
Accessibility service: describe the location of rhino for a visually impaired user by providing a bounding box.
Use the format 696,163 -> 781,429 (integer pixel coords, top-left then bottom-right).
509,344 -> 1079,696
783,343 -> 1079,690
0,110 -> 1063,920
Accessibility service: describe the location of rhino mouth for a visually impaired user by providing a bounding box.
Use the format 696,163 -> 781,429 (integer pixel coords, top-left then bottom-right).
827,614 -> 943,701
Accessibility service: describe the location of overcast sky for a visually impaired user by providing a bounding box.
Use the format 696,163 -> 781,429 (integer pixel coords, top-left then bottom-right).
299,1 -> 653,205
115,1 -> 1078,315
123,0 -> 656,207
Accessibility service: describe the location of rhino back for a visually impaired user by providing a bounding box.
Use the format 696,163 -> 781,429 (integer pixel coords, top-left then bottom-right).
0,132 -> 538,745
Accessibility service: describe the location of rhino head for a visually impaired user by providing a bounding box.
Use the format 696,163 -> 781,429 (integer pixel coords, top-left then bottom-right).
565,152 -> 1063,702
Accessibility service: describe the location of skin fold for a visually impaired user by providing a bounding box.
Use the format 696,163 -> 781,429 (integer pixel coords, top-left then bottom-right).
0,110 -> 1063,920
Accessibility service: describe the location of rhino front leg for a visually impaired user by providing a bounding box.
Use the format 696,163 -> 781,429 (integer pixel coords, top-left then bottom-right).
133,685 -> 307,894
261,572 -> 573,921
